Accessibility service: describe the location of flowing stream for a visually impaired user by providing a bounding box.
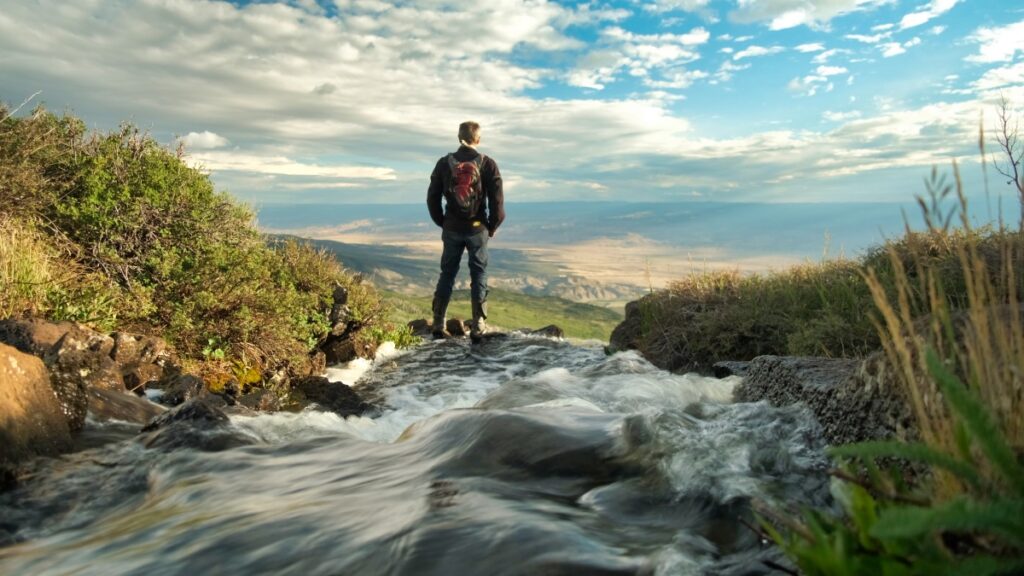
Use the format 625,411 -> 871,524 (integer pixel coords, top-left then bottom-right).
0,333 -> 832,575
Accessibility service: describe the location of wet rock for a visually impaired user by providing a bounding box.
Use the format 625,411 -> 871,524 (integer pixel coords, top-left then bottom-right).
238,388 -> 280,412
530,325 -> 565,339
43,330 -> 119,431
446,318 -> 467,337
712,361 -> 750,379
0,343 -> 73,475
608,299 -> 646,354
734,354 -> 912,445
308,351 -> 327,377
158,374 -> 205,406
0,317 -> 76,356
290,375 -> 369,417
322,335 -> 377,365
88,387 -> 166,425
408,319 -> 431,337
139,397 -> 252,451
110,332 -> 168,392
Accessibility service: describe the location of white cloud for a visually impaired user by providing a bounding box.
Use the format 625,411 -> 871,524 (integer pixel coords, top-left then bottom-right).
846,33 -> 888,43
823,110 -> 862,122
971,62 -> 1024,93
646,69 -> 709,89
812,48 -> 848,64
967,21 -> 1024,63
880,42 -> 906,57
180,131 -> 230,150
795,42 -> 825,53
729,0 -> 892,30
871,23 -> 895,31
899,0 -> 959,30
711,60 -> 751,83
929,25 -> 946,35
569,26 -> 710,90
189,152 -> 396,179
733,45 -> 785,60
817,65 -> 849,76
880,37 -> 921,58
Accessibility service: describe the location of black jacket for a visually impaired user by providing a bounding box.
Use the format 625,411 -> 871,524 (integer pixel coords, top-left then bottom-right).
427,145 -> 504,235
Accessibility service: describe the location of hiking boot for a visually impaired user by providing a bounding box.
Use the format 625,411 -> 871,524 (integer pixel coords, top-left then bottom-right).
432,294 -> 449,340
470,300 -> 487,343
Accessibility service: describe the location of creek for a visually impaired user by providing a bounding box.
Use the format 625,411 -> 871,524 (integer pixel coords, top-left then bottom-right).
0,333 -> 831,575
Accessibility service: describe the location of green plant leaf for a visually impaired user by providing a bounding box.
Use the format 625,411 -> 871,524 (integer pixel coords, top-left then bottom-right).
925,349 -> 1024,496
830,441 -> 983,490
872,497 -> 1024,546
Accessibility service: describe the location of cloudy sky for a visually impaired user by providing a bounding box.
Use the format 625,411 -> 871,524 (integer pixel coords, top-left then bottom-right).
1,0 -> 1021,206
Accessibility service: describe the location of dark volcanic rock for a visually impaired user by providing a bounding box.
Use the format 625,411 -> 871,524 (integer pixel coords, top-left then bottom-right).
159,374 -> 206,406
139,397 -> 252,451
446,318 -> 467,337
530,325 -> 565,339
88,387 -> 166,425
712,361 -> 750,378
291,376 -> 370,417
609,299 -> 645,354
0,343 -> 73,475
238,388 -> 280,412
734,354 -> 913,445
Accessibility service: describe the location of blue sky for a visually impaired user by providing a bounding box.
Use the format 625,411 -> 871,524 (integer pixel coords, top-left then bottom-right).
1,0 -> 1022,206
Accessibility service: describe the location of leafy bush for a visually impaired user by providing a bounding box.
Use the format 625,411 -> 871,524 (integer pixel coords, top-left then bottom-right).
0,104 -> 383,381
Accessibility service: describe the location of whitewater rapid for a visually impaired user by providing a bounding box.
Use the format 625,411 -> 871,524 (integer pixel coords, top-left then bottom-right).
0,333 -> 831,576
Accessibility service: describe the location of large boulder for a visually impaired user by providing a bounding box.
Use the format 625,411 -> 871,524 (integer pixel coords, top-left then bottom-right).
734,354 -> 913,445
0,343 -> 73,477
0,317 -> 77,356
608,299 -> 645,355
290,376 -> 370,417
43,329 -> 119,431
0,319 -> 172,431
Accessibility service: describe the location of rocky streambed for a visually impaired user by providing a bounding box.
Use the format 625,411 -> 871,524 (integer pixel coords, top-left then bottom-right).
0,330 -> 837,575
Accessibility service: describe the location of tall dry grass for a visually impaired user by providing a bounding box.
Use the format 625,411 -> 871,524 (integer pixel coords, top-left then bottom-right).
864,162 -> 1024,498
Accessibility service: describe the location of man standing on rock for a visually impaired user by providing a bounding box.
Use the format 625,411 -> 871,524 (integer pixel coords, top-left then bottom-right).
427,121 -> 504,344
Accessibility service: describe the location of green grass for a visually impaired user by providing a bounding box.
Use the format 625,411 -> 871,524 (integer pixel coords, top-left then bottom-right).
382,288 -> 623,341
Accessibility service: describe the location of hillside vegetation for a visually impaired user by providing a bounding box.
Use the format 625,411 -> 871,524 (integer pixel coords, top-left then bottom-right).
384,288 -> 623,341
0,104 -> 385,383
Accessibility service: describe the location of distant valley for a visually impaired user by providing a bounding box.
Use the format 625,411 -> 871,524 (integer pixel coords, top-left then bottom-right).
261,201 -> 926,308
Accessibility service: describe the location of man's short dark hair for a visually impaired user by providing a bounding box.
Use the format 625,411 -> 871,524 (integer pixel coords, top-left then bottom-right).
459,121 -> 481,145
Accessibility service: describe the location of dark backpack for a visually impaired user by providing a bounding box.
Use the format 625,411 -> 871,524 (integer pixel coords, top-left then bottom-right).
445,153 -> 485,219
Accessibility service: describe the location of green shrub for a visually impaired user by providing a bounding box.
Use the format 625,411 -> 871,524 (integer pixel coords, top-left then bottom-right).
628,225 -> 1021,372
0,104 -> 383,381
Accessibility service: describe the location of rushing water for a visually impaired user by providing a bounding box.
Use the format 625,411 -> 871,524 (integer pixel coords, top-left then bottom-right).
0,333 -> 831,575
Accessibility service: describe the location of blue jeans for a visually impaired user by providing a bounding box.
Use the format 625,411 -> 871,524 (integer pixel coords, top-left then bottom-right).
434,228 -> 488,304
